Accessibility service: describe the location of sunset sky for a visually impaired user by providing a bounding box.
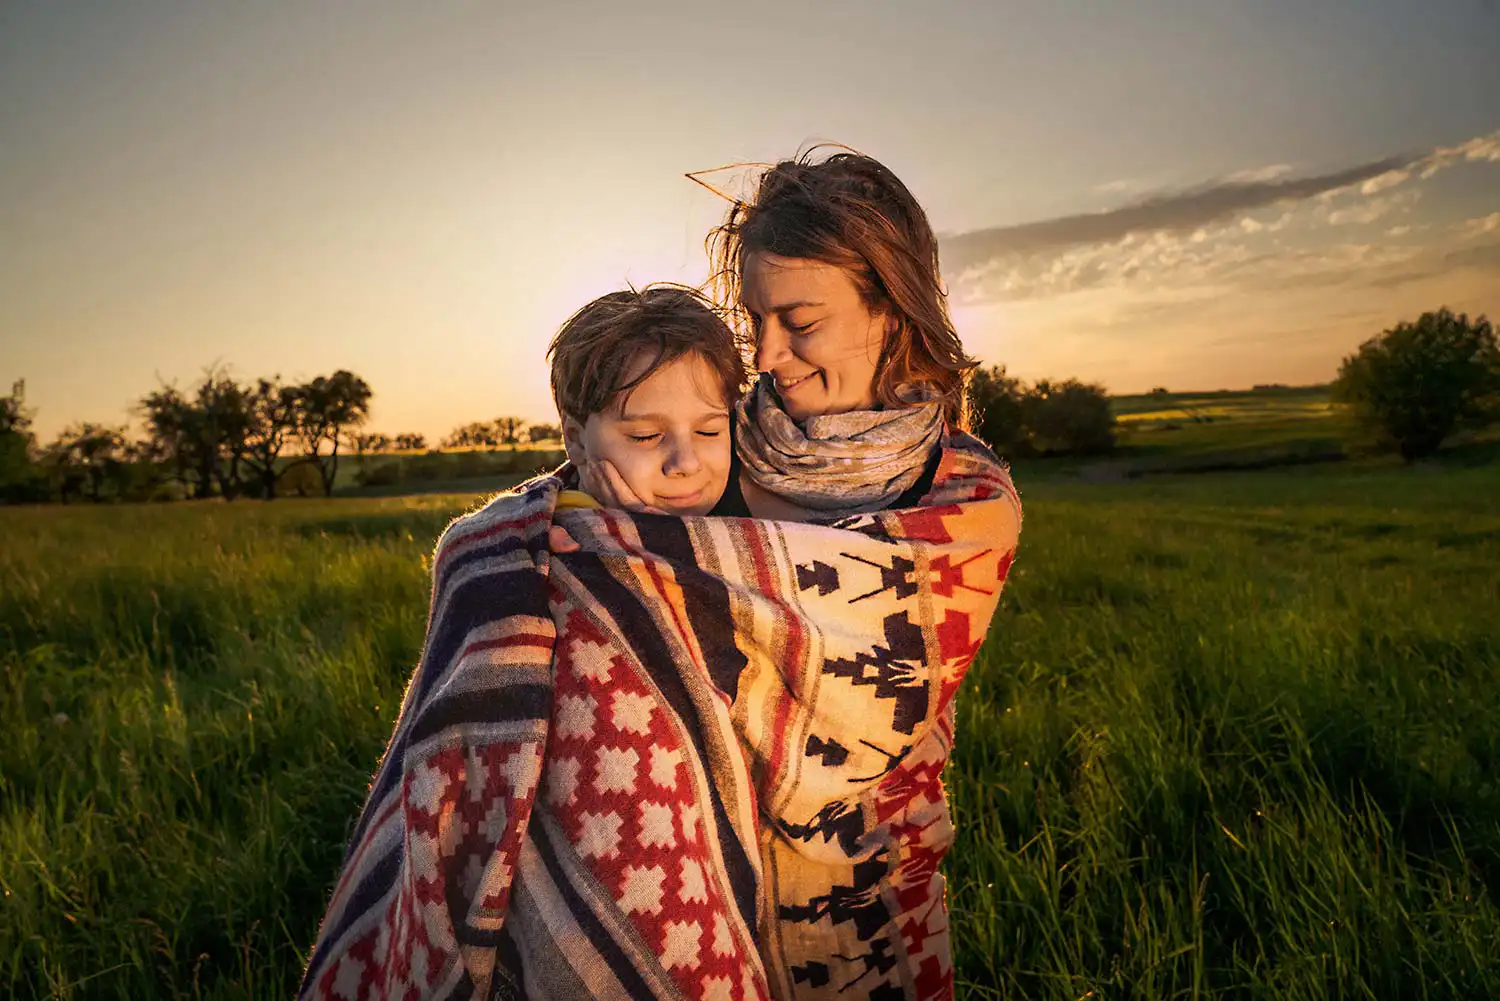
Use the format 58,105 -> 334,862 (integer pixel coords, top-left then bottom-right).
3,1 -> 1498,443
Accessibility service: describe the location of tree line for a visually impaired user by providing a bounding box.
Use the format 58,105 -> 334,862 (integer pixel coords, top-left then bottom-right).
0,367 -> 577,505
0,359 -> 1117,505
11,305 -> 1484,505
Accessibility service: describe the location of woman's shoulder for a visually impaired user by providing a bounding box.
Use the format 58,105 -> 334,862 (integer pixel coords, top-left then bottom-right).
917,429 -> 1021,513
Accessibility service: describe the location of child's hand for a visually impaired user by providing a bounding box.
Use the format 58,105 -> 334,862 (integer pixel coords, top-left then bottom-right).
581,459 -> 668,515
548,524 -> 581,553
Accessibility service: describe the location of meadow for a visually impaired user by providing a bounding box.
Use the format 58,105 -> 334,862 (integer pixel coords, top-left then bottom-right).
3,395 -> 1500,999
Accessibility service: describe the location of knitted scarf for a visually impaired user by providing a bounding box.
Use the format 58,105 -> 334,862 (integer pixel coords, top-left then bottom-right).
298,434 -> 1021,1001
734,375 -> 945,514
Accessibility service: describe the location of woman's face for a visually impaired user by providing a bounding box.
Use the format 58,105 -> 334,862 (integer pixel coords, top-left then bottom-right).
742,252 -> 890,420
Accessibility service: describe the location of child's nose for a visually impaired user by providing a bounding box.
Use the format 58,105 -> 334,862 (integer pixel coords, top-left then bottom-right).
663,436 -> 702,476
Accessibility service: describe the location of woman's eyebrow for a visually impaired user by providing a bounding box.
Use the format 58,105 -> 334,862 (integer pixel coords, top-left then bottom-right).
771,299 -> 823,312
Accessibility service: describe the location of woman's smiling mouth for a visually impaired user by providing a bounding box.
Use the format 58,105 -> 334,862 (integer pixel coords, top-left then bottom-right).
775,370 -> 820,393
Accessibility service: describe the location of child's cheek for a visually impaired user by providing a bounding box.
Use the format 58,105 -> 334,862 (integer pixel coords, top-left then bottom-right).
614,452 -> 660,505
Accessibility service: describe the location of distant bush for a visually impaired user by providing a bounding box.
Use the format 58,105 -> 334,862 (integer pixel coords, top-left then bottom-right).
1023,379 -> 1116,455
967,366 -> 1029,457
1333,308 -> 1500,461
276,460 -> 324,497
342,447 -> 568,492
967,366 -> 1116,458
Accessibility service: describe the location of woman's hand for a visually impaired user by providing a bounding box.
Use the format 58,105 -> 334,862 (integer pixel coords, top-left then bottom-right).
580,459 -> 667,515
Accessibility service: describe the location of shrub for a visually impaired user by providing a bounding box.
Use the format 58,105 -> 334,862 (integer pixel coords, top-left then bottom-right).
1021,379 -> 1116,456
967,365 -> 1031,458
1333,308 -> 1500,461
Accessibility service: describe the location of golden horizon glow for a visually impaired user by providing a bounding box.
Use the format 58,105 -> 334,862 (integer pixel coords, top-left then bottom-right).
2,3 -> 1497,444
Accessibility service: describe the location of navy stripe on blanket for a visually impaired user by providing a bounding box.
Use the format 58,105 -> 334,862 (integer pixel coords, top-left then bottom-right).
349,567 -> 551,847
635,515 -> 749,702
529,806 -> 659,1001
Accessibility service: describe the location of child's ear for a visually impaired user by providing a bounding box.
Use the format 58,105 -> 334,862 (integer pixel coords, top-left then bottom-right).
561,416 -> 588,467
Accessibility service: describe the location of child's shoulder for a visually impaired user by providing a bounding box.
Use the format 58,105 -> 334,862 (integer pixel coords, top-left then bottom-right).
430,470 -> 564,564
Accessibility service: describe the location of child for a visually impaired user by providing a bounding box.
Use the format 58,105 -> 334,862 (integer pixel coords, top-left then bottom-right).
546,285 -> 745,515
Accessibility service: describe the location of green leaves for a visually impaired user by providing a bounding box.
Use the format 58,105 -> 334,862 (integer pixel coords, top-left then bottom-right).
1333,308 -> 1500,461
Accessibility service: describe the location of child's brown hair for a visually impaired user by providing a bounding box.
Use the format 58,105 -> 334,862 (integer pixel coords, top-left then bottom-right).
547,284 -> 747,423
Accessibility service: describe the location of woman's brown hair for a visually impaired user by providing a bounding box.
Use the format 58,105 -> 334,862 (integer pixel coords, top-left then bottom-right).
706,146 -> 975,428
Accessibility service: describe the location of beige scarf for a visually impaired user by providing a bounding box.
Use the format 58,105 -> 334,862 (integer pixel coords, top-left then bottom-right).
734,374 -> 944,514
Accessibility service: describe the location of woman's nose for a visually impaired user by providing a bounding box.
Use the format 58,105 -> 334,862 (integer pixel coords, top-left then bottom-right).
755,321 -> 792,373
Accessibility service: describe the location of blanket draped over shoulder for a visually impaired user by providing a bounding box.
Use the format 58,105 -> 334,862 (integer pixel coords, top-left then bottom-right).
298,432 -> 1021,1001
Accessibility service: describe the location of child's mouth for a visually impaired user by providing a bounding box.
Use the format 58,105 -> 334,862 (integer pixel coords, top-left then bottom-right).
656,487 -> 705,507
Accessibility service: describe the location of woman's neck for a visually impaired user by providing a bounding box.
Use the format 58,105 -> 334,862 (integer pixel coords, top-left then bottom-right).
739,470 -> 820,523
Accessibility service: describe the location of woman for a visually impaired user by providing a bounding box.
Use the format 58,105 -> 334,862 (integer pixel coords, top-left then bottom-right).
299,150 -> 1020,1001
587,149 -> 1025,1000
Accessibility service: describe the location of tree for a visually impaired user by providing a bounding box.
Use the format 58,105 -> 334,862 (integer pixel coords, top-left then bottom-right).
442,422 -> 499,449
239,377 -> 301,500
966,365 -> 1029,458
42,423 -> 130,502
394,432 -> 427,451
351,432 -> 393,454
0,380 -> 46,503
526,422 -> 562,444
347,431 -> 394,487
138,384 -> 208,498
136,367 -> 253,499
1333,308 -> 1500,461
494,416 -> 526,448
295,370 -> 373,496
198,373 -> 252,500
1021,379 -> 1116,455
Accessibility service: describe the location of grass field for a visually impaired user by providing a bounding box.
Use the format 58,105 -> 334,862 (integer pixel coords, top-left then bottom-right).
4,404 -> 1500,998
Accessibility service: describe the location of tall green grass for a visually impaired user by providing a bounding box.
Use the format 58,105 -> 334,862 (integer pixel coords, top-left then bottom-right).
2,463 -> 1498,998
949,462 -> 1500,998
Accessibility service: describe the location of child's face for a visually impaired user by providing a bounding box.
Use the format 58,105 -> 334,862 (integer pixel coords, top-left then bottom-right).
565,352 -> 732,517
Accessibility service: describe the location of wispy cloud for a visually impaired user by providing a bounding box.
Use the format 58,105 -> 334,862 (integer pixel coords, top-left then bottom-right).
1459,211 -> 1500,237
943,129 -> 1500,284
942,155 -> 1413,273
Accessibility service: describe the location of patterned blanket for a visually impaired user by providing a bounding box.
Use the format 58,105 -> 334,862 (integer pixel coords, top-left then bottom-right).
298,432 -> 1021,1001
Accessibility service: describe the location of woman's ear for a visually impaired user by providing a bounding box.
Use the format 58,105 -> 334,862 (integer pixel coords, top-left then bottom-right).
562,416 -> 588,467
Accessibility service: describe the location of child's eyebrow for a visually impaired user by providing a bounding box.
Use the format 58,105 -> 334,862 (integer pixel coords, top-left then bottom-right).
617,408 -> 730,422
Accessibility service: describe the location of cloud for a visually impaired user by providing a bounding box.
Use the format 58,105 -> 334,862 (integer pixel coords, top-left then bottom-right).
1417,132 -> 1500,179
1324,190 -> 1420,226
943,129 -> 1500,282
1227,163 -> 1295,184
1445,241 -> 1500,270
1459,211 -> 1500,237
943,128 -> 1500,314
942,154 -> 1414,273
